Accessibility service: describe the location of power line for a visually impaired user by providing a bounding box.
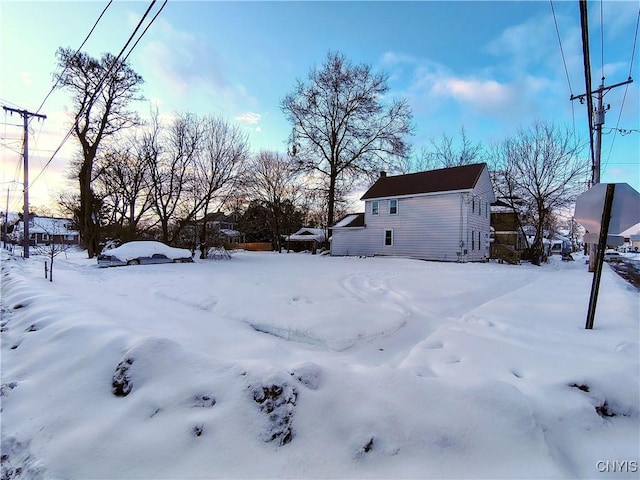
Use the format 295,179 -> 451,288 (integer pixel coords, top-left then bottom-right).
549,0 -> 577,131
599,0 -> 604,81
602,127 -> 640,135
2,107 -> 47,258
602,5 -> 639,173
30,0 -> 166,190
32,0 -> 114,118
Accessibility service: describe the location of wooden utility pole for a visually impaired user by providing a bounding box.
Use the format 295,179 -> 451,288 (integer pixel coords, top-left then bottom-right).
571,77 -> 634,185
3,187 -> 8,249
2,106 -> 47,258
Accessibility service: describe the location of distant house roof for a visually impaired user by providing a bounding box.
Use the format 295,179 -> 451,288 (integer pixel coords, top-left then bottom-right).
361,163 -> 487,200
22,216 -> 79,235
285,228 -> 326,242
219,228 -> 242,238
333,213 -> 365,228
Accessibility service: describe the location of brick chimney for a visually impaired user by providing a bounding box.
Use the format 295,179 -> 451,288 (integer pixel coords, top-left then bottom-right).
380,171 -> 387,178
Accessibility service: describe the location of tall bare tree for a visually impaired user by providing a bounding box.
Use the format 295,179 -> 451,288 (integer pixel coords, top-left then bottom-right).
415,127 -> 485,171
94,134 -> 154,242
147,112 -> 201,244
489,121 -> 588,263
280,51 -> 413,228
243,151 -> 301,251
193,115 -> 249,258
55,48 -> 144,257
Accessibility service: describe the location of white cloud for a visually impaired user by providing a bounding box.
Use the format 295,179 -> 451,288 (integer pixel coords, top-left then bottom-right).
236,112 -> 261,125
136,18 -> 258,116
432,77 -> 516,113
21,72 -> 33,86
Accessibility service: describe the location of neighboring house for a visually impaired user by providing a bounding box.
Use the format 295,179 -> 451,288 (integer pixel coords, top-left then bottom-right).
12,216 -> 80,246
331,163 -> 495,262
181,211 -> 244,246
490,199 -> 527,264
284,227 -> 327,253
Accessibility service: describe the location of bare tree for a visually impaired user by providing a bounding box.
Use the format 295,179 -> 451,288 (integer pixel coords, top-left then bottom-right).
243,151 -> 301,251
280,51 -> 413,228
489,121 -> 588,264
193,115 -> 249,258
416,127 -> 485,171
147,112 -> 200,244
33,218 -> 75,282
55,48 -> 144,257
94,135 -> 154,241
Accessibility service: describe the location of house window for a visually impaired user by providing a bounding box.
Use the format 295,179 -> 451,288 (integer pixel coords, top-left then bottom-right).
472,230 -> 475,250
472,198 -> 475,213
478,199 -> 481,216
372,200 -> 379,215
478,231 -> 481,250
389,199 -> 398,215
384,229 -> 393,246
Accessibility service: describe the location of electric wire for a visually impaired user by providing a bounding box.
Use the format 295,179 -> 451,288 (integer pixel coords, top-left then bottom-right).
32,0 -> 114,119
29,0 -> 164,191
2,0 -> 114,209
602,5 -> 639,174
600,0 -> 604,82
550,0 -> 577,132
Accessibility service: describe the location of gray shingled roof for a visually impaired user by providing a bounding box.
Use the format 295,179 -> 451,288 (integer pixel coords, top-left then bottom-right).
361,163 -> 487,200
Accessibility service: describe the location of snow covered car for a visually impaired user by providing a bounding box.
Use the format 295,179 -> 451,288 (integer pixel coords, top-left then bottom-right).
97,241 -> 194,267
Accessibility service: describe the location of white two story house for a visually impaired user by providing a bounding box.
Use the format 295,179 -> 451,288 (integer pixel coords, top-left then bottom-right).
330,163 -> 495,262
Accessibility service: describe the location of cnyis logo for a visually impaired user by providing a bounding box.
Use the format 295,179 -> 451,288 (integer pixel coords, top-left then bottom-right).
596,460 -> 638,473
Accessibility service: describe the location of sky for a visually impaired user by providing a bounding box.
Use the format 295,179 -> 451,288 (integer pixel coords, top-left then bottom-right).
1,0 -> 639,214
1,248 -> 638,478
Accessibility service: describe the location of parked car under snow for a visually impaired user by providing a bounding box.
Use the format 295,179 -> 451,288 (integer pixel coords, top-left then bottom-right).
97,241 -> 194,267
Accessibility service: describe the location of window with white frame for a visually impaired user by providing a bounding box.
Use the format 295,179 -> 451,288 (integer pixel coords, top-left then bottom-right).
372,200 -> 379,215
384,229 -> 393,246
389,199 -> 398,215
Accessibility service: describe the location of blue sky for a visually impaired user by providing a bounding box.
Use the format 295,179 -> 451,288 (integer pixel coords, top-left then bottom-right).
1,0 -> 638,212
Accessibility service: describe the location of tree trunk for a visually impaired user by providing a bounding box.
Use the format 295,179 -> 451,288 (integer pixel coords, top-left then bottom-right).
129,201 -> 136,240
79,163 -> 98,258
327,171 -> 337,232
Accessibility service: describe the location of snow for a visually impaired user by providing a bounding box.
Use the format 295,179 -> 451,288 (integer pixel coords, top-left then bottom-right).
99,241 -> 193,261
1,249 -> 638,479
285,228 -> 327,242
334,214 -> 362,228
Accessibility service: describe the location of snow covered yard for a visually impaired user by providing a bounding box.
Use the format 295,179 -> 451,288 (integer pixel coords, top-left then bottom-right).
1,249 -> 638,479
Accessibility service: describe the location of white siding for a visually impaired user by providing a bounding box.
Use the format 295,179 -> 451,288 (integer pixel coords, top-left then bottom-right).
464,168 -> 494,262
331,228 -> 373,256
362,193 -> 466,261
331,165 -> 495,262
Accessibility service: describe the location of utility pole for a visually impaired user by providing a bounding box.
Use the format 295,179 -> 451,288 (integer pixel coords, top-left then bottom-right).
2,106 -> 47,258
4,187 -> 9,249
571,77 -> 633,272
571,77 -> 634,185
